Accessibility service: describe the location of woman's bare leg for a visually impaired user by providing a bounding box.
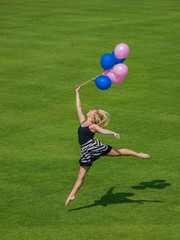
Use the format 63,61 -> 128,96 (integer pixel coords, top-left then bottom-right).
65,166 -> 90,206
106,148 -> 150,159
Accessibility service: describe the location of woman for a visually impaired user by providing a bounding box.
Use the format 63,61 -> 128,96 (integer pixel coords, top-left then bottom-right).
65,85 -> 150,206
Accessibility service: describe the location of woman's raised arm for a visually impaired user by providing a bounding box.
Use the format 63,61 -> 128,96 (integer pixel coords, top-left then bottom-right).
76,85 -> 86,124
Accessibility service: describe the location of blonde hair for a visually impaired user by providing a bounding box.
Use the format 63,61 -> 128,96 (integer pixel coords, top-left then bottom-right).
92,110 -> 110,128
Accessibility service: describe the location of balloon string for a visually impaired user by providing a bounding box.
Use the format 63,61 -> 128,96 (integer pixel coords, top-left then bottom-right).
80,73 -> 102,87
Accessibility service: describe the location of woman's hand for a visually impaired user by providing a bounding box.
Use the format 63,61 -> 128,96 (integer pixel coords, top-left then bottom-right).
114,132 -> 120,140
76,84 -> 81,92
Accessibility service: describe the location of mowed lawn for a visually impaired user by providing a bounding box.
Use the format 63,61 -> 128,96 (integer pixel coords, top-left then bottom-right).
0,0 -> 179,239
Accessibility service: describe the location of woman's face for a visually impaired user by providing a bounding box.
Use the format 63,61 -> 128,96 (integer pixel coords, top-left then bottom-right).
87,110 -> 97,118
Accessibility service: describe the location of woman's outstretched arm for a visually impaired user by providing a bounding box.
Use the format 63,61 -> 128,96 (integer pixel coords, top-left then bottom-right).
90,124 -> 120,140
76,85 -> 86,123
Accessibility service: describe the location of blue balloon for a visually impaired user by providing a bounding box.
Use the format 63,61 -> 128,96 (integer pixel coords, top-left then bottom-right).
112,51 -> 126,64
100,53 -> 115,70
95,75 -> 111,90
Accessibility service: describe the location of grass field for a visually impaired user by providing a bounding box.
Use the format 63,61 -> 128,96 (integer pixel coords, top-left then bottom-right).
0,0 -> 179,239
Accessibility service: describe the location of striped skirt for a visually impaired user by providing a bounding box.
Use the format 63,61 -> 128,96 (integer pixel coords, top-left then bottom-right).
79,139 -> 112,166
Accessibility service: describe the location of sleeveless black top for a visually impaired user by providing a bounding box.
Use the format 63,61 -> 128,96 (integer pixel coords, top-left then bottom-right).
78,121 -> 95,145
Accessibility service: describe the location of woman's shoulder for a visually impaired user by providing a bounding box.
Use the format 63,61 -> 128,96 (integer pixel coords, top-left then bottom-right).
89,124 -> 98,132
80,120 -> 86,125
89,123 -> 96,128
89,124 -> 102,129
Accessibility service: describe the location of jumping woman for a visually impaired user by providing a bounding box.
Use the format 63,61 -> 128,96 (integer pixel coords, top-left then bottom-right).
65,85 -> 150,206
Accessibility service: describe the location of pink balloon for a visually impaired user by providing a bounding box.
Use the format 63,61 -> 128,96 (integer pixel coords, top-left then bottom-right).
107,72 -> 125,84
113,63 -> 128,77
114,43 -> 130,59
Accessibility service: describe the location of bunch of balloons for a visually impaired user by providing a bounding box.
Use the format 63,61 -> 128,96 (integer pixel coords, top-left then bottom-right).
95,43 -> 130,90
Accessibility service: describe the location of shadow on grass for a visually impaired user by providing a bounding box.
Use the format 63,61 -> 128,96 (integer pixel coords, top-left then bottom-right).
69,186 -> 164,212
131,179 -> 171,190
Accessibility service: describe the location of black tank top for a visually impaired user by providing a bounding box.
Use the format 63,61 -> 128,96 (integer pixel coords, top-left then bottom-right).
78,121 -> 95,145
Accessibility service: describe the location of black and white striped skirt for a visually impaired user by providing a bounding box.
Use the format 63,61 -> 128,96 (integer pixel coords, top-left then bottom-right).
79,139 -> 112,166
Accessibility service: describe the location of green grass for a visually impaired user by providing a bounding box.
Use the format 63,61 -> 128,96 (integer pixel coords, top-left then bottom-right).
0,0 -> 179,239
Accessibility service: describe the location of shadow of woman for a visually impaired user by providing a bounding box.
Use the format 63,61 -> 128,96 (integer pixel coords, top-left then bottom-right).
68,187 -> 164,212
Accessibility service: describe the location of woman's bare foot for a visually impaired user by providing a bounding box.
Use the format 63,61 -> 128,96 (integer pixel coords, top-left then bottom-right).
65,195 -> 75,206
139,153 -> 151,159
